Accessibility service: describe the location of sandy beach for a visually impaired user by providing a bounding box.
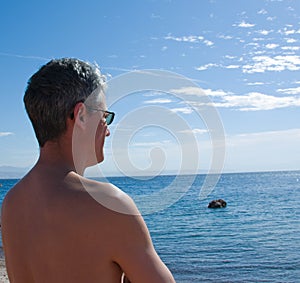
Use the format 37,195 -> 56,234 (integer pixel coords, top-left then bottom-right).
0,247 -> 9,283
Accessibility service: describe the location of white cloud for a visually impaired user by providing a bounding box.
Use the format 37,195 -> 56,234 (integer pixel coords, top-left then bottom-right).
170,107 -> 193,114
279,27 -> 298,36
0,132 -> 13,137
203,89 -> 229,97
252,38 -> 264,42
257,29 -> 272,35
144,98 -> 173,104
257,9 -> 268,15
203,39 -> 214,46
225,65 -> 240,69
164,34 -> 214,46
281,46 -> 300,51
161,46 -> 168,51
218,34 -> 233,40
207,46 -> 300,74
131,141 -> 171,147
170,87 -> 228,97
265,43 -> 279,49
224,55 -> 236,59
235,21 -> 256,28
286,38 -> 297,43
277,86 -> 300,95
242,55 -> 300,73
168,85 -> 300,111
195,63 -> 219,71
170,86 -> 205,96
164,35 -> 201,43
179,128 -> 208,135
214,92 -> 300,111
246,82 -> 265,86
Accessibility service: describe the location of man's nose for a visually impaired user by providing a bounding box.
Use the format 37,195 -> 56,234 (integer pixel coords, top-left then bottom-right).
106,128 -> 110,137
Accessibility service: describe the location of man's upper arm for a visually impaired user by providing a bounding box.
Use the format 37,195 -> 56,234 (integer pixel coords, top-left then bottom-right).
112,206 -> 175,283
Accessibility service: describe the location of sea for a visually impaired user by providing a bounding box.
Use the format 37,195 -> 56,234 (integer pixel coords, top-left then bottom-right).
0,170 -> 300,282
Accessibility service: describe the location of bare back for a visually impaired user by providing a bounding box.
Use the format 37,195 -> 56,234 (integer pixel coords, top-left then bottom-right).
2,170 -> 131,283
2,167 -> 175,283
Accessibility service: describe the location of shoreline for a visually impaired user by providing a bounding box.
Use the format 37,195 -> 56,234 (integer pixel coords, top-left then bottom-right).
0,247 -> 8,282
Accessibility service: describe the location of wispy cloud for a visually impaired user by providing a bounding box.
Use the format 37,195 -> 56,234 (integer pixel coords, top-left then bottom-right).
0,132 -> 13,137
242,55 -> 300,73
196,53 -> 300,74
217,34 -> 233,40
203,89 -> 229,97
213,92 -> 300,111
277,86 -> 300,95
281,46 -> 300,51
164,34 -> 214,46
170,87 -> 229,97
169,87 -> 300,111
257,29 -> 273,35
234,21 -> 256,28
257,9 -> 268,15
225,65 -> 240,69
194,62 -> 248,72
170,107 -> 193,114
131,141 -> 171,147
195,63 -> 220,71
179,128 -> 208,135
246,82 -> 265,86
265,43 -> 279,49
144,98 -> 173,104
279,27 -> 300,36
285,38 -> 297,44
0,52 -> 49,61
203,39 -> 214,46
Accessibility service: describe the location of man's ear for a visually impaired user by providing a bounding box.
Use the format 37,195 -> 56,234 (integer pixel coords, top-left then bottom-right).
73,102 -> 87,127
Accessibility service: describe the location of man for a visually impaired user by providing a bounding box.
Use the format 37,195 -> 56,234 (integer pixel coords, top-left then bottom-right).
1,58 -> 175,283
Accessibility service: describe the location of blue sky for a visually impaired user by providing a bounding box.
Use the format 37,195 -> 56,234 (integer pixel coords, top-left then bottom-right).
0,0 -> 299,177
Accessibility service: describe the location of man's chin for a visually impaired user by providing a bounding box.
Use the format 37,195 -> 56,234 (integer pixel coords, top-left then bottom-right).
85,155 -> 104,168
96,153 -> 105,164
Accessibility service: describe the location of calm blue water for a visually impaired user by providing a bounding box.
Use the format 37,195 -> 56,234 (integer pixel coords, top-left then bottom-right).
1,171 -> 300,282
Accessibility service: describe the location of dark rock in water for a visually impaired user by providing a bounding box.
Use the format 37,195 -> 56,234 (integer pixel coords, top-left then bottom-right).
208,199 -> 227,208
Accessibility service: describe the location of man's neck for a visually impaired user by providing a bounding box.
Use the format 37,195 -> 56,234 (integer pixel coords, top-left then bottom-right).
37,139 -> 84,176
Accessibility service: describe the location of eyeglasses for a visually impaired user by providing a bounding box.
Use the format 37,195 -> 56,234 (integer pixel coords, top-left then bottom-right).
70,101 -> 115,126
86,107 -> 115,125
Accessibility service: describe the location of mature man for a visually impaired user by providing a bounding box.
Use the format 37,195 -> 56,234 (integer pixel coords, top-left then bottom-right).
1,58 -> 175,282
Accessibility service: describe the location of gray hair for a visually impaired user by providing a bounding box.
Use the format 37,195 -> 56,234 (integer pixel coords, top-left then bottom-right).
24,58 -> 106,147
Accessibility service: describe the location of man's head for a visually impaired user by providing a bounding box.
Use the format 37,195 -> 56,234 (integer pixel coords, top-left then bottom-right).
24,58 -> 106,147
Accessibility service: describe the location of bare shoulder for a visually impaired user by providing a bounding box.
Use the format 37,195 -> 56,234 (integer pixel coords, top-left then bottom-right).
72,176 -> 151,246
71,175 -> 141,216
1,179 -> 26,214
